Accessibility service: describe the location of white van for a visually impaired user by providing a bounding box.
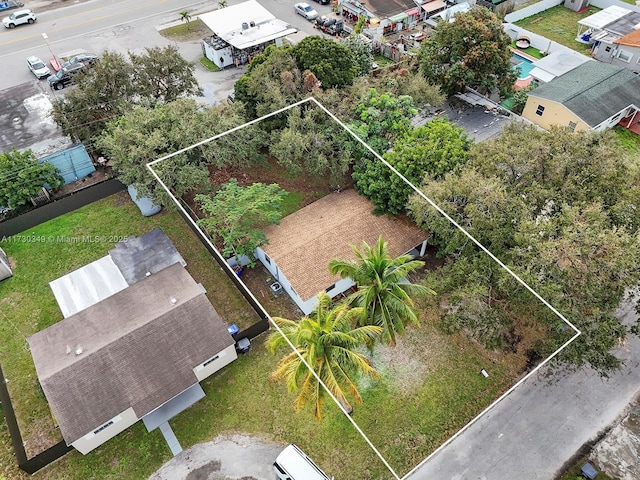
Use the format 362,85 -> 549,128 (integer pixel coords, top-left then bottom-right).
274,444 -> 333,480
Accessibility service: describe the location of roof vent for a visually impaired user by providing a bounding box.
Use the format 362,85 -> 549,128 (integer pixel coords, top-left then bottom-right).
250,21 -> 255,27
145,271 -> 151,277
66,345 -> 71,355
242,22 -> 249,30
170,297 -> 178,305
75,346 -> 83,356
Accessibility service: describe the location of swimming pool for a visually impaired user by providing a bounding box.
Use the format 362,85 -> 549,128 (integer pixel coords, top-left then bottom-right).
511,53 -> 535,80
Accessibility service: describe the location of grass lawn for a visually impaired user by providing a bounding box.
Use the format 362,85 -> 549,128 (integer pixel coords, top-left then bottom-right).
158,19 -> 213,43
613,126 -> 640,155
514,5 -> 601,54
511,42 -> 545,59
559,457 -> 614,480
0,192 -> 527,480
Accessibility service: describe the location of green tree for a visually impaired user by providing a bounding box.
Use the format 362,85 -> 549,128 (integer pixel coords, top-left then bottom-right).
329,237 -> 436,346
129,45 -> 202,104
51,51 -> 134,149
179,11 -> 191,23
341,35 -> 373,76
196,179 -> 287,265
354,118 -> 471,214
269,105 -> 352,188
234,45 -> 302,120
293,36 -> 358,88
420,7 -> 516,96
349,88 -> 416,155
266,292 -> 382,419
98,99 -> 267,204
51,47 -> 202,153
407,123 -> 640,372
0,149 -> 63,208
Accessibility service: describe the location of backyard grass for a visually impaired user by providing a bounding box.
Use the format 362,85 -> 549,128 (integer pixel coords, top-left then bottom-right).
613,126 -> 640,154
0,192 -> 527,480
511,42 -> 545,59
158,19 -> 213,42
514,5 -> 601,54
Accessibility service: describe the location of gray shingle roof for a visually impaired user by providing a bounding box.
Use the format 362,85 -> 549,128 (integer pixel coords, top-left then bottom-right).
28,263 -> 234,445
528,61 -> 640,127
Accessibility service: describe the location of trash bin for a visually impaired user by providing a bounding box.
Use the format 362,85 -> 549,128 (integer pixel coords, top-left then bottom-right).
580,463 -> 598,480
227,324 -> 239,336
236,337 -> 251,354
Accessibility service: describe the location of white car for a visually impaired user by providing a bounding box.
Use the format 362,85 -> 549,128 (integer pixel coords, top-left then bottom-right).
2,9 -> 36,29
27,56 -> 50,79
295,3 -> 319,21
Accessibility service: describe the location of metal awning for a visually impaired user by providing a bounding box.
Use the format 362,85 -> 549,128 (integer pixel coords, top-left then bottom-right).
50,256 -> 128,318
405,7 -> 420,16
389,13 -> 409,23
142,383 -> 205,432
422,0 -> 447,14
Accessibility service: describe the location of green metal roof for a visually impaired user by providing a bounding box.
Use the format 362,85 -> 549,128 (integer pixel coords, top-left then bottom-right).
528,60 -> 640,127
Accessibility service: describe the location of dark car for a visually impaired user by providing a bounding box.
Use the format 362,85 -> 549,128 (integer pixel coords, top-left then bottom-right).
311,0 -> 331,4
47,63 -> 84,90
60,53 -> 98,71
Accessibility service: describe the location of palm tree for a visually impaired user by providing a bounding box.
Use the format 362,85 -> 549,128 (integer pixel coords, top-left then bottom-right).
179,11 -> 191,24
266,292 -> 381,420
218,0 -> 227,8
329,236 -> 435,346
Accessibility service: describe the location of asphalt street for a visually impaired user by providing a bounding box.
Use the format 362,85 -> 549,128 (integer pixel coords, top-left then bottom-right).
405,297 -> 640,480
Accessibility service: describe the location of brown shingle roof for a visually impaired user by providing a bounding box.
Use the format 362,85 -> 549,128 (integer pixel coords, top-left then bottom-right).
614,29 -> 640,47
28,263 -> 234,445
262,190 -> 427,301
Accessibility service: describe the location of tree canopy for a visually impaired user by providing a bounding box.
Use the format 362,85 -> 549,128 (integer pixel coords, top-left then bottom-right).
408,123 -> 640,372
97,99 -> 267,204
0,149 -> 63,209
196,179 -> 287,265
51,47 -> 201,154
293,36 -> 358,88
419,7 -> 516,96
353,118 -> 471,214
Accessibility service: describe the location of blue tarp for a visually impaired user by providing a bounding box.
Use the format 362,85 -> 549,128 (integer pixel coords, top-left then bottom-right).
39,144 -> 95,185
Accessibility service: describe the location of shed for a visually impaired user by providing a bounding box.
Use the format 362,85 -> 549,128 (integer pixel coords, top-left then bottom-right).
39,144 -> 95,185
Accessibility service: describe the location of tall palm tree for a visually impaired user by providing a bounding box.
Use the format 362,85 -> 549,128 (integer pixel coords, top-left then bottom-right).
266,292 -> 381,420
329,236 -> 435,346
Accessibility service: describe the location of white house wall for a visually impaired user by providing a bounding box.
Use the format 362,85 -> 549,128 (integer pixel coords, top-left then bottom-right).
72,407 -> 138,455
594,105 -> 635,131
593,42 -> 640,74
193,344 -> 238,381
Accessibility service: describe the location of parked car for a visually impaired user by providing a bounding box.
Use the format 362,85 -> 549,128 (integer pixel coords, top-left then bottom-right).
47,63 -> 84,90
2,9 -> 36,28
59,53 -> 98,71
274,444 -> 333,480
312,0 -> 331,4
294,2 -> 318,20
27,56 -> 51,79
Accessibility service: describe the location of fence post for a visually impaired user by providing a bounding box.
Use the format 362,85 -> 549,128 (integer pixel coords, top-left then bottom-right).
0,363 -> 27,465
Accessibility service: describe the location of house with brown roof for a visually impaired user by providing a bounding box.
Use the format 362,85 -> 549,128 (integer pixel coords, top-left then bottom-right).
28,231 -> 237,455
256,190 -> 429,315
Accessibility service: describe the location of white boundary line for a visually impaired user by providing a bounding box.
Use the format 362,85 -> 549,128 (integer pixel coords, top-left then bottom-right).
146,96 -> 582,480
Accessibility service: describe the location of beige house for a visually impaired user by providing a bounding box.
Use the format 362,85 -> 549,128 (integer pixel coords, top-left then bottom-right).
522,61 -> 640,132
28,230 -> 237,456
255,189 -> 429,315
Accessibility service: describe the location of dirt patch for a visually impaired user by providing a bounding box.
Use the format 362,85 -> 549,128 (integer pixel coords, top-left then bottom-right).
207,155 -> 343,207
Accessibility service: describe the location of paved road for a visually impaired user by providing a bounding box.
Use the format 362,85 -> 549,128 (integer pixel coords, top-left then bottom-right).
405,297 -> 640,480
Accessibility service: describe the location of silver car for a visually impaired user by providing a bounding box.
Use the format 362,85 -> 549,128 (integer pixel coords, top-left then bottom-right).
27,56 -> 51,79
295,2 -> 318,20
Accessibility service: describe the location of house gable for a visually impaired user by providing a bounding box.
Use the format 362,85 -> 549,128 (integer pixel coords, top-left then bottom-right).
28,263 -> 235,446
261,190 -> 427,305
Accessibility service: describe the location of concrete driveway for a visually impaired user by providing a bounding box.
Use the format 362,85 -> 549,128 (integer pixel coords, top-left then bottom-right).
149,434 -> 283,480
405,297 -> 640,480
